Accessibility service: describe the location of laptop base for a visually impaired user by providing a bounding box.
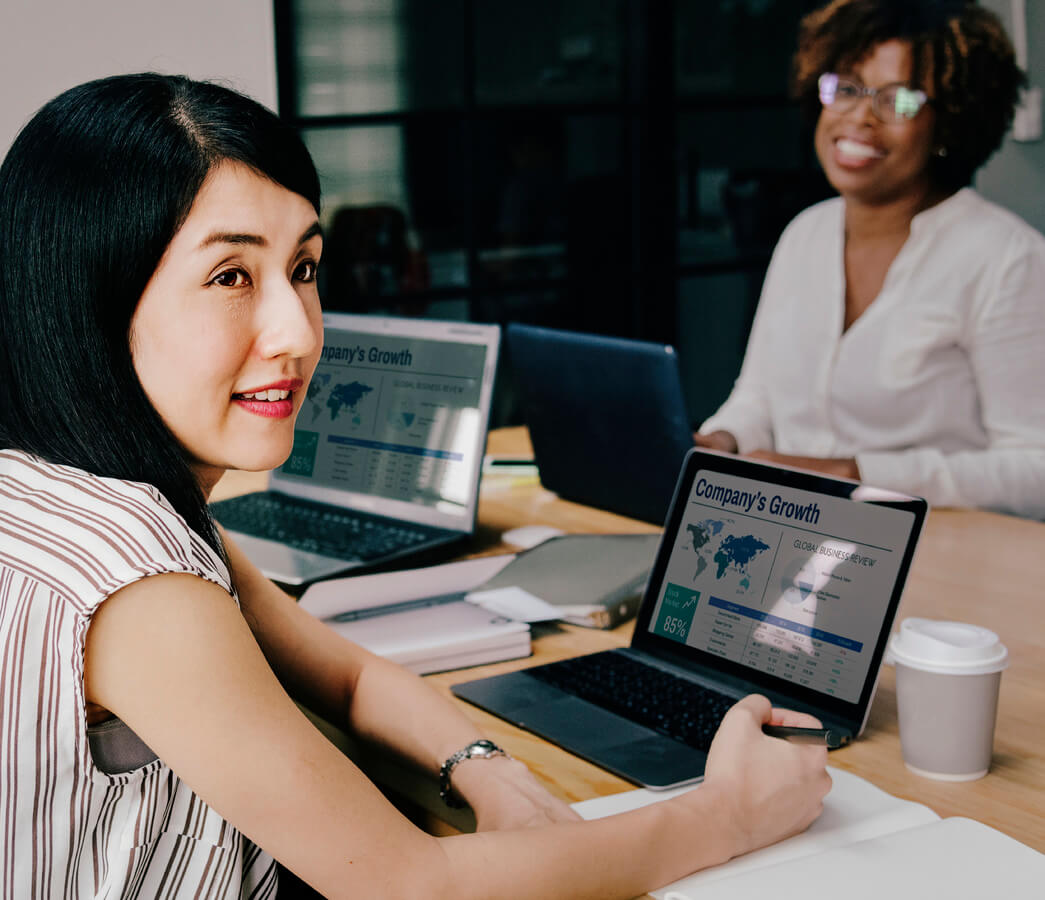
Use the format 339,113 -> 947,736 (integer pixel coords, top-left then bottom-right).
452,670 -> 708,790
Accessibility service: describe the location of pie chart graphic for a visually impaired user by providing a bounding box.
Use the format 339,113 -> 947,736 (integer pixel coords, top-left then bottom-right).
780,557 -> 817,606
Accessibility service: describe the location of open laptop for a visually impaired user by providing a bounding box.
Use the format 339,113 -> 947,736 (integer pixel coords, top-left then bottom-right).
506,323 -> 694,524
453,448 -> 927,789
211,312 -> 500,586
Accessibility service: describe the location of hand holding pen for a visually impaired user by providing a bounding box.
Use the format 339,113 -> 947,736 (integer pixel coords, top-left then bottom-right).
762,724 -> 850,749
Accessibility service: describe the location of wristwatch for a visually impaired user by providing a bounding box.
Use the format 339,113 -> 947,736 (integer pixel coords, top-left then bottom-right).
438,739 -> 511,808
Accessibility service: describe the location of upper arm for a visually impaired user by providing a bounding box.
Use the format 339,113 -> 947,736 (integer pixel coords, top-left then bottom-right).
84,572 -> 445,898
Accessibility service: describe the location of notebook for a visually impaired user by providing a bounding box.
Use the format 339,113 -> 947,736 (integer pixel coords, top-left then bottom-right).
506,323 -> 694,524
572,768 -> 1044,897
471,533 -> 662,628
211,312 -> 500,585
453,448 -> 927,789
298,555 -> 532,675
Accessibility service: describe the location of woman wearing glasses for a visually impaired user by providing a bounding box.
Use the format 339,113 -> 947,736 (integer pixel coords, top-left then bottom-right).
697,0 -> 1045,518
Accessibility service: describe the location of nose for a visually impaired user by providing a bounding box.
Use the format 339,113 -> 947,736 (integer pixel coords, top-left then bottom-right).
843,94 -> 877,125
255,275 -> 320,361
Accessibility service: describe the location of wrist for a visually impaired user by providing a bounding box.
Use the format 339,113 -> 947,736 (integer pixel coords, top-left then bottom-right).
675,783 -> 744,865
835,457 -> 860,480
447,753 -> 529,809
703,430 -> 738,454
438,738 -> 512,808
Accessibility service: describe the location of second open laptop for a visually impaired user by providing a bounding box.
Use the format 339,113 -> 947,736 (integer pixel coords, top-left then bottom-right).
506,323 -> 694,524
211,312 -> 500,586
453,449 -> 926,789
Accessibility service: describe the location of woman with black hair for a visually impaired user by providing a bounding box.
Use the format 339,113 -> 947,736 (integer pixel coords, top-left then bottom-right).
698,0 -> 1045,519
0,74 -> 829,899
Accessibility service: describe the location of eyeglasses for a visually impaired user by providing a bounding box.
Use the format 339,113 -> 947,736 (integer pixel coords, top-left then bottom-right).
818,73 -> 929,123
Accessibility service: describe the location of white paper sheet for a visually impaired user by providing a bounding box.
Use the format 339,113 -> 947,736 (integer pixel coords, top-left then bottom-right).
464,586 -> 563,622
573,767 -> 941,894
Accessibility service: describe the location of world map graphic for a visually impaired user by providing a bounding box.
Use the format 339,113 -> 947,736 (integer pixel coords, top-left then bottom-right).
306,373 -> 374,425
685,518 -> 771,588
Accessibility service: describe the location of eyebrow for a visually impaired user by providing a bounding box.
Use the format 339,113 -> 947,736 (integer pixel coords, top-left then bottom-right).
198,221 -> 323,250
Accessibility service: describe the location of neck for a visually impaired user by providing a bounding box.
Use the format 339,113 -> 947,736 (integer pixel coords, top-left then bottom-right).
193,464 -> 226,500
843,182 -> 951,242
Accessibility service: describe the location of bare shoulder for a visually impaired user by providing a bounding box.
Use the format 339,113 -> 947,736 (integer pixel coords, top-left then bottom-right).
84,571 -> 252,716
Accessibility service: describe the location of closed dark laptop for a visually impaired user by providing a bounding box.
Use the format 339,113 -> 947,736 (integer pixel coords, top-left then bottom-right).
453,449 -> 926,789
506,323 -> 694,524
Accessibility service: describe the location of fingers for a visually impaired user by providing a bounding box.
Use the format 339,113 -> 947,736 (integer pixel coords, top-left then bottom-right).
552,805 -> 584,824
728,696 -> 825,730
694,430 -> 738,453
727,693 -> 772,724
768,707 -> 823,729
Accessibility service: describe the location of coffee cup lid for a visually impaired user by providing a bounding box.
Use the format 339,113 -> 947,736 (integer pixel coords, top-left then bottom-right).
887,618 -> 1008,675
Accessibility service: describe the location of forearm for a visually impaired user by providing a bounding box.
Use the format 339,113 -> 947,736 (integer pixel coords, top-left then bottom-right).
856,445 -> 1045,517
345,654 -> 488,775
748,451 -> 860,481
437,789 -> 735,900
343,655 -> 582,828
223,528 -> 491,771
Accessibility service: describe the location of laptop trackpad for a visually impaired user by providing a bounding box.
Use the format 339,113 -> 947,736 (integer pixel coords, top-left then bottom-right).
514,697 -> 655,748
226,532 -> 360,586
452,673 -> 708,789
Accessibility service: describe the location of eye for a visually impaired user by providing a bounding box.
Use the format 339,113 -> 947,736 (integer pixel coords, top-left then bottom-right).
294,259 -> 318,283
835,80 -> 862,100
892,86 -> 925,119
210,267 -> 251,288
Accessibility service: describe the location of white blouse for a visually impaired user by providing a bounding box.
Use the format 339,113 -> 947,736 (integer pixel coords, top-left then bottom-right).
700,188 -> 1045,519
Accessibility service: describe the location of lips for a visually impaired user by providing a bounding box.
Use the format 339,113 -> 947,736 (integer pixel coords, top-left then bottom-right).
231,377 -> 303,419
232,377 -> 304,397
232,394 -> 295,419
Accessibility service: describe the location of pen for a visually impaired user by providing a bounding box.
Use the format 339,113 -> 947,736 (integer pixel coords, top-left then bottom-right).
762,724 -> 850,749
332,592 -> 464,623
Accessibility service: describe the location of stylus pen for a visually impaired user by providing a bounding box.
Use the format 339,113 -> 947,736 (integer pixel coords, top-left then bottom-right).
762,725 -> 850,749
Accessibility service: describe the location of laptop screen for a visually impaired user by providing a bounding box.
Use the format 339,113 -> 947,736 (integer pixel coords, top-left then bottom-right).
636,451 -> 925,719
272,313 -> 499,530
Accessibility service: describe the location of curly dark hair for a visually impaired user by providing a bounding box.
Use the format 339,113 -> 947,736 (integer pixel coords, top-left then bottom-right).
793,0 -> 1025,190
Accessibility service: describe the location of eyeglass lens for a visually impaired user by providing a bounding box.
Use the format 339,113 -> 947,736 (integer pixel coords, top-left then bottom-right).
818,73 -> 925,122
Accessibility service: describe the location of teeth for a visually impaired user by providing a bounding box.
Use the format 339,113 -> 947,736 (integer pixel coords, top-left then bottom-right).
240,389 -> 290,401
837,138 -> 882,160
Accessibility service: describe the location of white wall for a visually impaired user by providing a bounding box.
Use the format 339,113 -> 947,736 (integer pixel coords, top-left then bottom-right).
975,0 -> 1045,234
0,0 -> 277,157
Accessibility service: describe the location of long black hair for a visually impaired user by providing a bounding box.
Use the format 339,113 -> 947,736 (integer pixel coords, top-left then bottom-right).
0,74 -> 321,557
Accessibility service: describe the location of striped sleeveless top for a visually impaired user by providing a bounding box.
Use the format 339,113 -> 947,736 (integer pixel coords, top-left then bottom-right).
0,450 -> 278,898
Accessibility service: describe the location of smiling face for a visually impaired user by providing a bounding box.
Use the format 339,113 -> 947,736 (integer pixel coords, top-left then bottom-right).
815,39 -> 937,207
130,162 -> 323,490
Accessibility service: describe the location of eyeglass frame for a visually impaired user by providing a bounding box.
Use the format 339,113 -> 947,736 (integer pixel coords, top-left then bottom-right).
817,72 -> 930,123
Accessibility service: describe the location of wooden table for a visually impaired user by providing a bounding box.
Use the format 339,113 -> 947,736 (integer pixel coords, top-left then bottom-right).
213,426 -> 1045,855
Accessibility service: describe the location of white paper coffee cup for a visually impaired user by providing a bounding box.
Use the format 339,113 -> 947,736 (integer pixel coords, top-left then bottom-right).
887,618 -> 1008,781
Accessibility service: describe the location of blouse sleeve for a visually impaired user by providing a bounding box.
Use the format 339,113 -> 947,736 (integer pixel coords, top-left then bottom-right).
698,229 -> 795,453
856,234 -> 1045,519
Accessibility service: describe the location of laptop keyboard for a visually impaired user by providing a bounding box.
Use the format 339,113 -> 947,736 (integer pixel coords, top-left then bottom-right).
527,650 -> 737,752
211,493 -> 438,562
